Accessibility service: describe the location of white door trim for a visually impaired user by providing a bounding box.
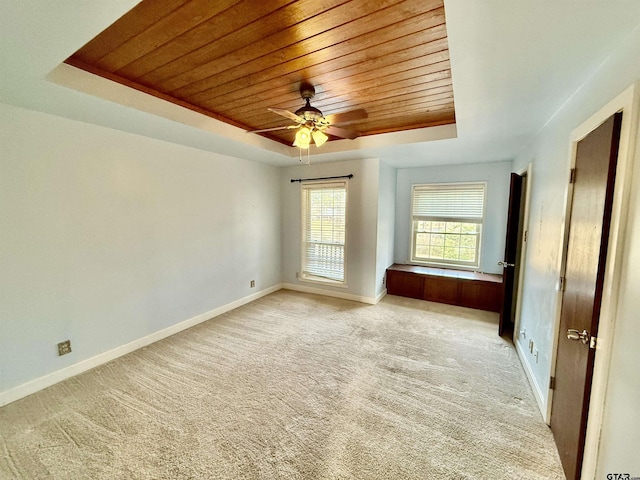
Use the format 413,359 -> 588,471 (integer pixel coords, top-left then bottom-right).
512,163 -> 532,350
549,83 -> 639,479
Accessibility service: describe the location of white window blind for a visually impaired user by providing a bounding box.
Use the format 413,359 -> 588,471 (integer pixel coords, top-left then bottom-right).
301,181 -> 347,284
410,183 -> 486,268
412,183 -> 485,222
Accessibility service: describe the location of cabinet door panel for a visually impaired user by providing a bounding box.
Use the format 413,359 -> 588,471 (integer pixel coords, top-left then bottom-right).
424,277 -> 460,304
387,272 -> 424,299
461,282 -> 501,312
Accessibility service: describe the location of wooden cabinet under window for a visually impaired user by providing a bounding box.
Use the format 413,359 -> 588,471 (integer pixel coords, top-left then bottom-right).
386,264 -> 503,312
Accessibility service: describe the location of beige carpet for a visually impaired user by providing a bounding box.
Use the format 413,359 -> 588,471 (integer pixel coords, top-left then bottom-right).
0,291 -> 565,479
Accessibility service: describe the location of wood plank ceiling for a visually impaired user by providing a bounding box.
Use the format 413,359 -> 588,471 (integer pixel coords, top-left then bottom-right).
66,0 -> 454,147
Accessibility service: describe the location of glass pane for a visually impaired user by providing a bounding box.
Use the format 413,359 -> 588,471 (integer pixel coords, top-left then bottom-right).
445,222 -> 461,233
459,248 -> 476,261
461,223 -> 479,234
432,222 -> 446,232
431,233 -> 445,246
445,234 -> 460,247
416,220 -> 431,232
416,232 -> 430,247
460,235 -> 476,248
443,246 -> 459,261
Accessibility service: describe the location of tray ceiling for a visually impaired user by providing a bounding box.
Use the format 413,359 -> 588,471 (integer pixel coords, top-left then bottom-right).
65,0 -> 455,147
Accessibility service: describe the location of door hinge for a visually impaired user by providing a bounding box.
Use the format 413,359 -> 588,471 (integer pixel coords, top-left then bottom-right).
569,168 -> 577,184
549,376 -> 556,390
590,336 -> 597,349
558,276 -> 565,292
524,230 -> 528,242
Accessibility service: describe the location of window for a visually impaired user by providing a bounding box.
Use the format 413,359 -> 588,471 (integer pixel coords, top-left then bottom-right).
410,183 -> 485,268
301,181 -> 347,285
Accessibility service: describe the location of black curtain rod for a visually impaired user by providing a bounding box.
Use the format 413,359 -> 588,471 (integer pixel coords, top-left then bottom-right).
290,174 -> 354,183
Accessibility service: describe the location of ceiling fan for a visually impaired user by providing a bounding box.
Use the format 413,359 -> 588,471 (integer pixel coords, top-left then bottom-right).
247,83 -> 367,149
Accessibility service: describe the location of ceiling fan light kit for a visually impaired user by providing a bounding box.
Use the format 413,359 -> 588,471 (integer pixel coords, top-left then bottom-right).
293,127 -> 312,149
312,129 -> 328,147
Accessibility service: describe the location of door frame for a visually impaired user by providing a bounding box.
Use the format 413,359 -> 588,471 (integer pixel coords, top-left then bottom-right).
548,83 -> 639,479
511,163 -> 532,347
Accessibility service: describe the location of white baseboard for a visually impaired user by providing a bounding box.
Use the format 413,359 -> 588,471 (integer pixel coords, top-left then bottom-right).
282,283 -> 380,305
515,338 -> 548,422
375,288 -> 388,303
0,284 -> 283,407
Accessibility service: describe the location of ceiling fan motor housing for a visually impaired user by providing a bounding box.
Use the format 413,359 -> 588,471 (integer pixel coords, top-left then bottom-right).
299,82 -> 315,100
296,82 -> 325,124
295,102 -> 324,123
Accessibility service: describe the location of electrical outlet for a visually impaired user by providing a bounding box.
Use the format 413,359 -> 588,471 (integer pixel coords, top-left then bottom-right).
57,340 -> 71,356
534,347 -> 539,364
250,280 -> 255,288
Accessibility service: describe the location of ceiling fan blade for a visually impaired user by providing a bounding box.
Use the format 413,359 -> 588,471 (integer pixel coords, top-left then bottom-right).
247,125 -> 299,134
268,107 -> 305,123
325,109 -> 368,125
324,125 -> 359,140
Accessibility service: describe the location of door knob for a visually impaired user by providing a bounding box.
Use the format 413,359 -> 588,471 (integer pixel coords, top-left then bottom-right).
567,329 -> 590,345
498,261 -> 515,267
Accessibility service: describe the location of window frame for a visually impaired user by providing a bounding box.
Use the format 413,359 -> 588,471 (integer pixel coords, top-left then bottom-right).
409,182 -> 486,270
299,179 -> 348,287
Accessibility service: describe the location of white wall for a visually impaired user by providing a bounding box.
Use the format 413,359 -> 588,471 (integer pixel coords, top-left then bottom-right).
0,103 -> 282,395
394,161 -> 512,274
512,23 -> 640,476
280,158 -> 381,302
375,161 -> 397,297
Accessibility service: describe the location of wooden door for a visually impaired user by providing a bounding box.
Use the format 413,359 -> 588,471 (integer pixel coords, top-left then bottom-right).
499,173 -> 523,336
550,112 -> 622,480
